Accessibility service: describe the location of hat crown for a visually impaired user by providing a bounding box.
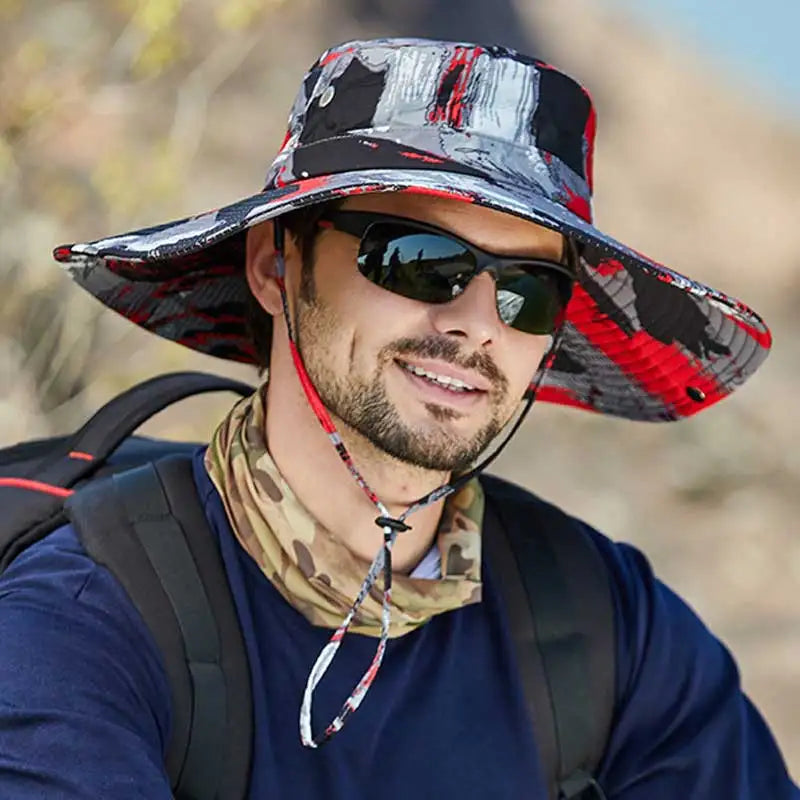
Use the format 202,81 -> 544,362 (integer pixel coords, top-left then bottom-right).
55,41 -> 772,423
266,39 -> 597,221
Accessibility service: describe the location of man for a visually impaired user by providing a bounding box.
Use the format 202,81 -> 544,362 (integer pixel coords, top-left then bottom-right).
0,38 -> 796,799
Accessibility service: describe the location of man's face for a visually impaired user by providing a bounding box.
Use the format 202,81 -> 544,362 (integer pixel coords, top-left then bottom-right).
285,193 -> 563,474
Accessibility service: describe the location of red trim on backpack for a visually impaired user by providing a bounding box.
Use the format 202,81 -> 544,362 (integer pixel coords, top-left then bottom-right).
0,478 -> 74,498
68,451 -> 94,461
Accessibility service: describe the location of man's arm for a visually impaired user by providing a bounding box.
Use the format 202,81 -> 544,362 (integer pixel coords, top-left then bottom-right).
593,535 -> 799,799
0,524 -> 173,798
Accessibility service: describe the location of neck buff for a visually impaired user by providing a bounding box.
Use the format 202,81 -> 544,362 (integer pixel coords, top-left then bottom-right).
204,384 -> 485,639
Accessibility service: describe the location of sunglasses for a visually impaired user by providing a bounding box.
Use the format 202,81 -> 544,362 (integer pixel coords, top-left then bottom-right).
318,211 -> 575,335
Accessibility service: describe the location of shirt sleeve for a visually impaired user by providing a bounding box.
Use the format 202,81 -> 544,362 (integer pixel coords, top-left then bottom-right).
593,536 -> 799,800
0,524 -> 173,799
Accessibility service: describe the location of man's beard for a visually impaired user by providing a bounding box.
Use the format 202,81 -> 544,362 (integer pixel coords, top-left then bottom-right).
295,293 -> 511,473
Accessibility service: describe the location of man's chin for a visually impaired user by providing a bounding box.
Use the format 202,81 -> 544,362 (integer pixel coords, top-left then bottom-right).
319,372 -> 499,472
374,417 -> 493,473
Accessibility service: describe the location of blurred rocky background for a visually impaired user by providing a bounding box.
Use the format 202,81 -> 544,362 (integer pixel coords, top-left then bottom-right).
1,0 -> 798,776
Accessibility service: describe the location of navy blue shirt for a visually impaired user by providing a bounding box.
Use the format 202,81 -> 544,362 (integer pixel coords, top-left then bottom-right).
0,448 -> 796,799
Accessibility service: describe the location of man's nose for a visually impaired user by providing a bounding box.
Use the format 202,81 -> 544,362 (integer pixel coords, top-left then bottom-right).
427,272 -> 501,347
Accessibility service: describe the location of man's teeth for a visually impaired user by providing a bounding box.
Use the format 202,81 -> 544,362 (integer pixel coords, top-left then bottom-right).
400,362 -> 476,392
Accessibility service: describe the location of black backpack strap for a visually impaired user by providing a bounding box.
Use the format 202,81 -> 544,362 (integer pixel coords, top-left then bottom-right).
66,455 -> 252,800
46,372 -> 254,484
1,371 -> 253,574
481,475 -> 615,800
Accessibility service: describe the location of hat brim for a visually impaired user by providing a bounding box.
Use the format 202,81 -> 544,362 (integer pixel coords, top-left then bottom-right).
54,168 -> 771,422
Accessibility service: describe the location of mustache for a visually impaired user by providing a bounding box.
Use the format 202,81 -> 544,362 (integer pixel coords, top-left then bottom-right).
386,336 -> 508,391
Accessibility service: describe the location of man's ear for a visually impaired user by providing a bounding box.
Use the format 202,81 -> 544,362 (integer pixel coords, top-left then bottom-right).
245,220 -> 283,315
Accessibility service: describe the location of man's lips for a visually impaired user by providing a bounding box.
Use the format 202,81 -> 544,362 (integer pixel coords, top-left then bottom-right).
395,362 -> 488,408
394,358 -> 491,393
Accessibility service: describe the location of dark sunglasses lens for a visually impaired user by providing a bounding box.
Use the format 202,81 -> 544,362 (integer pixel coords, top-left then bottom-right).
496,267 -> 567,334
357,223 -> 475,303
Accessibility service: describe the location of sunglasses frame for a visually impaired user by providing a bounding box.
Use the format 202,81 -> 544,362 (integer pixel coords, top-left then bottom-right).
318,209 -> 576,331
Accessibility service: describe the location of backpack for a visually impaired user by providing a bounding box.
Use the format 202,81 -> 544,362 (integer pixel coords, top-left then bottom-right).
0,372 -> 614,800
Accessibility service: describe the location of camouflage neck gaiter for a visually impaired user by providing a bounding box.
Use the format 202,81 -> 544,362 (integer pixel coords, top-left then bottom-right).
204,385 -> 484,638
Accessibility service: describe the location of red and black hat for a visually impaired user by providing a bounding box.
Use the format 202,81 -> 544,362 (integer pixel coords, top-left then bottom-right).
54,38 -> 771,422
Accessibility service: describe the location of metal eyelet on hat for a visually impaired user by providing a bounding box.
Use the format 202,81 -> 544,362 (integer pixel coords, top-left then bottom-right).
686,386 -> 706,402
319,86 -> 336,107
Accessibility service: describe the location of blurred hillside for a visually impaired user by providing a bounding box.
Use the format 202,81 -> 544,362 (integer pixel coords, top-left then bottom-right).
1,0 -> 798,777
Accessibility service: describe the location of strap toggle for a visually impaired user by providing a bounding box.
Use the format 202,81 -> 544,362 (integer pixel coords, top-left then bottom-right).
374,516 -> 411,533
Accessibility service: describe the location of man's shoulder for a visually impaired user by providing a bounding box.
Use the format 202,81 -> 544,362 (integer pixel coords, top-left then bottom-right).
480,471 -> 648,607
0,525 -> 174,798
481,472 -> 580,519
480,471 -> 611,549
0,517 -> 165,647
1,522 -> 99,600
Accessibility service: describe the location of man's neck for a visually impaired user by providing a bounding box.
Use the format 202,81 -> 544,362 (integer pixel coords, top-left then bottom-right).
263,377 -> 450,575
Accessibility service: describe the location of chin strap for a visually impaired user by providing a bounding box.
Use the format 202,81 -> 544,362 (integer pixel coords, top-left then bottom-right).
272,219 -> 562,748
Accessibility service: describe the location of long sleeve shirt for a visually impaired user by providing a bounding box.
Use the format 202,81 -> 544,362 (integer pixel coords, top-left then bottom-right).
0,447 -> 796,799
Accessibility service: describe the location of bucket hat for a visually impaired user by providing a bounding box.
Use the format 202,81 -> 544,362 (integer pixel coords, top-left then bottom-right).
53,37 -> 771,422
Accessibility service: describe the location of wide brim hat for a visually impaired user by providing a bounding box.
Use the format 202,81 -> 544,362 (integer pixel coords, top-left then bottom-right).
54,38 -> 771,422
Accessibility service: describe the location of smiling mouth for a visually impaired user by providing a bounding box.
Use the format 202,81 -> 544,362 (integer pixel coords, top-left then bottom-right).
395,360 -> 485,395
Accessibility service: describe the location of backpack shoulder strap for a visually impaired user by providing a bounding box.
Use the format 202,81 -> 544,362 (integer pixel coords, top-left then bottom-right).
0,371 -> 253,572
66,454 -> 252,800
480,474 -> 614,800
57,372 -> 254,478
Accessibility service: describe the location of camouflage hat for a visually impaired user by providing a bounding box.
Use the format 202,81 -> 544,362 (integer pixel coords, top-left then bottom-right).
54,37 -> 771,422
